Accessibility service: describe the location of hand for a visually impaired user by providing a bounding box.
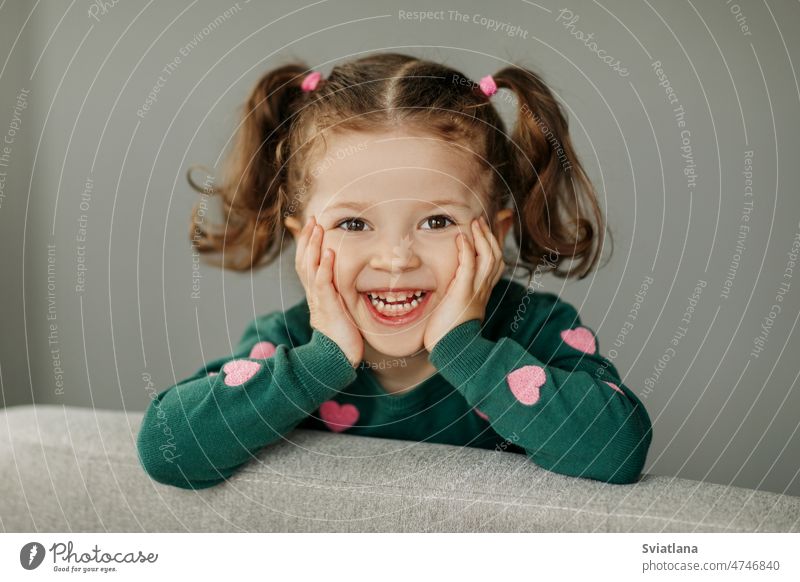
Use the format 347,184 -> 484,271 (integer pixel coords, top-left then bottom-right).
294,216 -> 364,368
423,216 -> 506,353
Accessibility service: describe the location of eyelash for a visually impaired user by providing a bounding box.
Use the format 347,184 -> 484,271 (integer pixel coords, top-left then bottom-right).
335,215 -> 457,232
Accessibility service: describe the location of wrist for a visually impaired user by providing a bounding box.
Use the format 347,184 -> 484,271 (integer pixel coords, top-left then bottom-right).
428,319 -> 496,398
428,318 -> 483,359
296,330 -> 358,397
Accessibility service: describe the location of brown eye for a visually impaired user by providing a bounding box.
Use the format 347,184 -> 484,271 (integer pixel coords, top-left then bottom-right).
421,215 -> 455,230
336,218 -> 370,232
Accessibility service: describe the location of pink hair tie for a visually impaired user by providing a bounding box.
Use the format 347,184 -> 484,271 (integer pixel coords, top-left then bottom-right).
479,75 -> 498,97
301,70 -> 323,92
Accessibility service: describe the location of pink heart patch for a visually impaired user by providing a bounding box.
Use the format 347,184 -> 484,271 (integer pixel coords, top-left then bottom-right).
319,400 -> 359,433
560,327 -> 597,354
605,381 -> 624,394
507,365 -> 547,405
249,341 -> 277,359
221,360 -> 261,387
473,408 -> 489,421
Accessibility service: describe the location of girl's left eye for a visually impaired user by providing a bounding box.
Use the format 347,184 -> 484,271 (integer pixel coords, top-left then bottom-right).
420,215 -> 456,230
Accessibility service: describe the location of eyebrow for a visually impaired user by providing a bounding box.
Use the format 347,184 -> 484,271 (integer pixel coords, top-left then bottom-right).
324,198 -> 473,213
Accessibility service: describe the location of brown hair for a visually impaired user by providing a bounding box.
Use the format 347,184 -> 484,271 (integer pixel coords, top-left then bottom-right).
188,52 -> 611,282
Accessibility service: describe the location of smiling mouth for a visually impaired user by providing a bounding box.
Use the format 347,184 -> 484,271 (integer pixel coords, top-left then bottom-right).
359,289 -> 432,326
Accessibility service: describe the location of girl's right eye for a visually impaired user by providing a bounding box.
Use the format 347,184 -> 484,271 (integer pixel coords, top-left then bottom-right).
335,217 -> 371,232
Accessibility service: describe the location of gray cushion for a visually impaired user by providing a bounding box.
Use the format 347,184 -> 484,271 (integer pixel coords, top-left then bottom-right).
0,405 -> 798,532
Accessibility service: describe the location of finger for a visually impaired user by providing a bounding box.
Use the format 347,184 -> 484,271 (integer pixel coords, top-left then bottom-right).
482,216 -> 503,262
472,219 -> 495,296
481,217 -> 505,287
295,215 -> 316,271
315,247 -> 333,290
472,218 -> 494,288
305,224 -> 322,288
455,230 -> 476,297
315,247 -> 338,310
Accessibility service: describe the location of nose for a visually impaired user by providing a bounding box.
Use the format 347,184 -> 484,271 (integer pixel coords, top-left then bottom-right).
369,231 -> 421,273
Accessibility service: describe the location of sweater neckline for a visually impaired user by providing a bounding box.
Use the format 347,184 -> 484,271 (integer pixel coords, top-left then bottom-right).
358,365 -> 452,413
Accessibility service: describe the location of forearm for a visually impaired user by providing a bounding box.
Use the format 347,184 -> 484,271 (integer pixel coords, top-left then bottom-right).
136,329 -> 356,489
430,319 -> 652,484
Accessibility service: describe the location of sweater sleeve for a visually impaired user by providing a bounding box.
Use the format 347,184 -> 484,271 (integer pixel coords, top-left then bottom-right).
136,315 -> 357,489
428,296 -> 653,484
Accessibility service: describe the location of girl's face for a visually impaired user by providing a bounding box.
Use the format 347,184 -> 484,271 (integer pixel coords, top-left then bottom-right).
285,128 -> 513,358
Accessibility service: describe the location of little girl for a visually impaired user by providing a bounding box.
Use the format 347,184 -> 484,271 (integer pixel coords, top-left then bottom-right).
137,52 -> 652,490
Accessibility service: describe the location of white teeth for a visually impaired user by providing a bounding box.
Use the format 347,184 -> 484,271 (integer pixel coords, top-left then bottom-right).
366,289 -> 426,303
366,291 -> 426,316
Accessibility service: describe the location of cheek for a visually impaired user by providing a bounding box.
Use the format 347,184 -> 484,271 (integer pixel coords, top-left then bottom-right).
324,233 -> 361,290
323,230 -> 359,252
419,237 -> 460,285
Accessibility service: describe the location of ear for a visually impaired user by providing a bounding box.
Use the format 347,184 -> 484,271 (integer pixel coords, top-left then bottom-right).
284,215 -> 303,239
492,208 -> 514,245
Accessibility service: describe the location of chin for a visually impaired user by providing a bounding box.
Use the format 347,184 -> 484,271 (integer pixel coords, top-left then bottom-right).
364,335 -> 427,359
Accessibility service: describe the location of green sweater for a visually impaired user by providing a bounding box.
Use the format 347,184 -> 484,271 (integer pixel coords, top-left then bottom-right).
137,278 -> 653,489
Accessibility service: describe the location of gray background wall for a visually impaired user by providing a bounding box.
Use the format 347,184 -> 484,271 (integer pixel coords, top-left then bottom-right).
1,0 -> 798,497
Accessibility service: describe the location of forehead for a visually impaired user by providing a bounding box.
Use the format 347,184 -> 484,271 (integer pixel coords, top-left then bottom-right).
303,127 -> 488,214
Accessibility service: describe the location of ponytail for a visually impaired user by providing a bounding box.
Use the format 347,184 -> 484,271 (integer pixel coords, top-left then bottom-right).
493,66 -> 610,281
188,62 -> 310,270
